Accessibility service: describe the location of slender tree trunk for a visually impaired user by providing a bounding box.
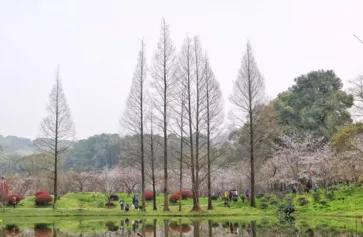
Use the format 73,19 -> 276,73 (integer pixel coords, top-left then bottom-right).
150,115 -> 157,210
208,220 -> 213,237
247,49 -> 256,208
179,93 -> 184,212
185,41 -> 198,211
194,39 -> 201,206
163,26 -> 169,211
206,81 -> 213,210
164,219 -> 169,237
53,80 -> 59,210
153,219 -> 157,237
140,43 -> 146,212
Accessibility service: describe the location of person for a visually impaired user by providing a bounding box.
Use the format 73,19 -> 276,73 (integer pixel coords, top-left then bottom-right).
292,186 -> 297,195
120,198 -> 124,211
313,184 -> 318,192
224,190 -> 229,200
125,204 -> 130,212
135,196 -> 139,209
245,188 -> 249,201
132,195 -> 135,208
12,196 -> 16,208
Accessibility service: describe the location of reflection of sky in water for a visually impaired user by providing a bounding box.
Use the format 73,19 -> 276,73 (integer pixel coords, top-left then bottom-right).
0,218 -> 362,236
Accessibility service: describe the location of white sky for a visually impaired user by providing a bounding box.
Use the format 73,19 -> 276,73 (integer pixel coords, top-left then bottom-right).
1,0 -> 363,139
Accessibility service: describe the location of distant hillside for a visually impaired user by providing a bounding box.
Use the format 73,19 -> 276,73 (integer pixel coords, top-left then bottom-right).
0,135 -> 35,154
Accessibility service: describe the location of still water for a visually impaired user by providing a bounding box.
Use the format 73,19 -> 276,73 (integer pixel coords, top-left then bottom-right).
1,217 -> 363,237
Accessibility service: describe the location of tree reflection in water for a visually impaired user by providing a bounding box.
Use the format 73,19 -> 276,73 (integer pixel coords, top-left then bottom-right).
0,218 -> 361,236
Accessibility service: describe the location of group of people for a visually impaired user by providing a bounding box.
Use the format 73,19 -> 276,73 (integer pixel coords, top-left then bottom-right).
119,195 -> 140,212
292,182 -> 318,195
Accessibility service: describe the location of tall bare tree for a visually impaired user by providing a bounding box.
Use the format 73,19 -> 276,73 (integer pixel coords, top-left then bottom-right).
178,36 -> 199,211
35,69 -> 75,209
145,105 -> 158,210
203,57 -> 224,210
229,42 -> 265,207
151,18 -> 177,211
121,40 -> 147,211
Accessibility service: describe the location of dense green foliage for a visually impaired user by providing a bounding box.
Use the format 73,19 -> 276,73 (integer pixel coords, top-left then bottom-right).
275,70 -> 353,139
331,123 -> 363,152
65,134 -> 120,170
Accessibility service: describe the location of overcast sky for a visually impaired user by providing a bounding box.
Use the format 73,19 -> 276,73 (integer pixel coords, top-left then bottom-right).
1,0 -> 363,140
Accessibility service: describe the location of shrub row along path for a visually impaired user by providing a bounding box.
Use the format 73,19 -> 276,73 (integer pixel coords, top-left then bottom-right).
2,185 -> 362,218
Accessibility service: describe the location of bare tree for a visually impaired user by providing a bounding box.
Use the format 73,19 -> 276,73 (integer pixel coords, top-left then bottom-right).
120,168 -> 140,194
203,57 -> 224,210
121,40 -> 147,211
35,69 -> 75,209
145,105 -> 158,210
229,42 -> 265,207
70,171 -> 91,192
178,36 -> 200,211
150,18 -> 177,211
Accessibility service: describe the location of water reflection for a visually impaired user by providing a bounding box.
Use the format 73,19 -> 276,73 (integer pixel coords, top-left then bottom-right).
0,218 -> 362,236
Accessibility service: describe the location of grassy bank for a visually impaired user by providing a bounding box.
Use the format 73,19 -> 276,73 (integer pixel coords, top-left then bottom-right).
1,185 -> 363,218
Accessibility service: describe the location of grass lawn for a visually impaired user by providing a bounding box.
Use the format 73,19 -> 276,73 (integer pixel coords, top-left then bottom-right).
1,185 -> 363,218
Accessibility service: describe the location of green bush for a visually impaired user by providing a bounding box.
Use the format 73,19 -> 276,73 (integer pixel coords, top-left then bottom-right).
320,200 -> 328,206
270,198 -> 279,205
260,202 -> 268,209
313,193 -> 321,203
325,192 -> 334,200
284,196 -> 293,203
256,193 -> 264,198
298,197 -> 309,206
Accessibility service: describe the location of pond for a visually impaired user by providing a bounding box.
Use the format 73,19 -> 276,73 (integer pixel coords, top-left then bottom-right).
1,216 -> 363,236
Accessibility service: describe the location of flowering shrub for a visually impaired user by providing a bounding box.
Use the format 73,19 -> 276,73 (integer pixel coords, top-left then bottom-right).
169,193 -> 181,203
169,223 -> 191,233
35,194 -> 53,206
144,224 -> 154,233
145,191 -> 154,201
35,191 -> 50,197
34,224 -> 52,237
109,194 -> 119,201
105,202 -> 116,208
173,190 -> 193,200
7,194 -> 23,206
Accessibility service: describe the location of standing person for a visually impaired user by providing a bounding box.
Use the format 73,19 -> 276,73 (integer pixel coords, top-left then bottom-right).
245,188 -> 249,201
313,184 -> 318,192
292,186 -> 297,195
132,195 -> 135,208
224,190 -> 229,201
11,196 -> 16,208
135,196 -> 139,209
125,204 -> 130,212
120,198 -> 124,211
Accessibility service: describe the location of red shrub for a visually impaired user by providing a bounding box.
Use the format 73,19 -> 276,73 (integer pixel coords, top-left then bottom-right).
169,223 -> 191,233
144,224 -> 154,233
169,193 -> 181,203
109,194 -> 119,201
105,202 -> 116,208
35,194 -> 53,206
34,224 -> 52,237
7,194 -> 23,206
34,229 -> 52,237
145,191 -> 154,201
173,190 -> 193,200
5,225 -> 20,236
35,191 -> 50,197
